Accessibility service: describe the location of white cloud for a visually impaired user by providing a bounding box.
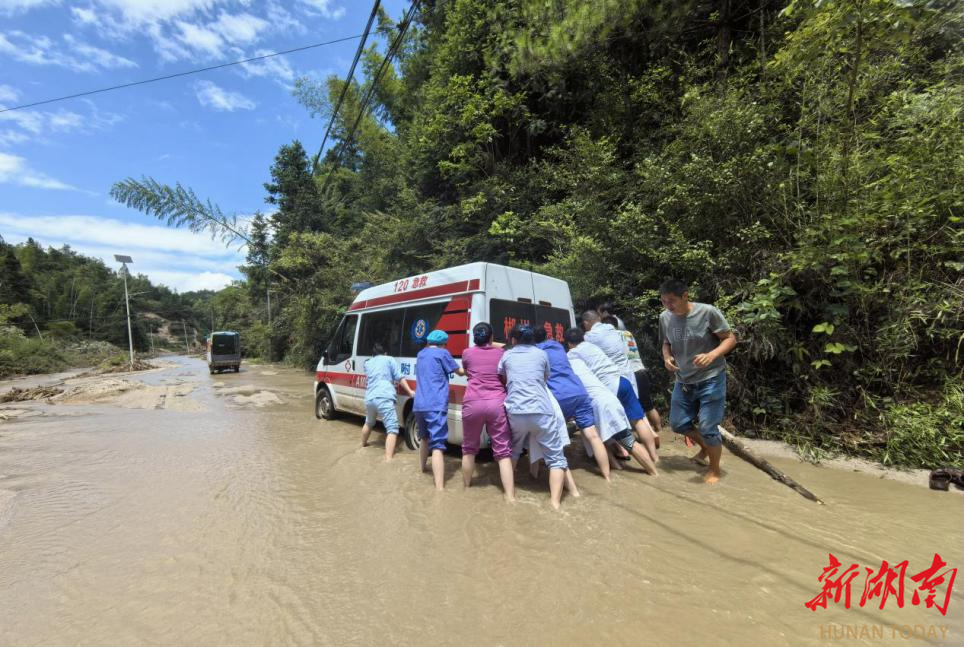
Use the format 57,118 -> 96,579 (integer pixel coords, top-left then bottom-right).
148,270 -> 236,292
0,30 -> 137,72
62,33 -> 138,70
174,20 -> 224,57
0,101 -> 124,147
0,0 -> 57,15
299,0 -> 344,20
239,50 -> 295,83
194,80 -> 255,111
0,84 -> 19,104
0,130 -> 30,147
0,212 -> 245,255
0,152 -> 75,190
0,212 -> 244,292
212,11 -> 267,44
70,6 -> 97,24
95,0 -> 219,25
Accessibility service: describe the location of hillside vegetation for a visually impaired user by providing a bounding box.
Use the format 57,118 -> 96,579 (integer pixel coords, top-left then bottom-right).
107,0 -> 961,468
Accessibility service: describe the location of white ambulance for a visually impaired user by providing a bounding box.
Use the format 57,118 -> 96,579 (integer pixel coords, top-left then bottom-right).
313,262 -> 575,450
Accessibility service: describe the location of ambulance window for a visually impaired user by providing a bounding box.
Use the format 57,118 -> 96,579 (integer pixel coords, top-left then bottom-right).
328,314 -> 357,364
357,309 -> 404,356
399,302 -> 448,357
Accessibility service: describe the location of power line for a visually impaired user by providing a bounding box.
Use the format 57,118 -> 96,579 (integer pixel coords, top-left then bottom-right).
312,0 -> 382,171
319,0 -> 421,193
0,34 -> 364,114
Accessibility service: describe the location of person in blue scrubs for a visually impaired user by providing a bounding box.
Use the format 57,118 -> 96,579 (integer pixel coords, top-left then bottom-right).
361,342 -> 415,460
413,330 -> 464,490
533,328 -> 611,482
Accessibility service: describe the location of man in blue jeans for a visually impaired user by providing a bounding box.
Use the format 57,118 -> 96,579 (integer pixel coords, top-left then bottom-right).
659,279 -> 736,484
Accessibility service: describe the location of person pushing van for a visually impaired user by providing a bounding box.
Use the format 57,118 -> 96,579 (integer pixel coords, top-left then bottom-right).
498,325 -> 572,510
413,329 -> 464,490
533,327 -> 612,482
361,342 -> 415,460
460,322 -> 515,501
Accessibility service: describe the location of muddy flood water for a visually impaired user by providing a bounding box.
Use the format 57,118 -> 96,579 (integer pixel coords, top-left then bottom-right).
1,356 -> 961,646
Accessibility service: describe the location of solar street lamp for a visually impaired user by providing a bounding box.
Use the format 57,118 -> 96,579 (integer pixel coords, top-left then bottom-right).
114,254 -> 135,371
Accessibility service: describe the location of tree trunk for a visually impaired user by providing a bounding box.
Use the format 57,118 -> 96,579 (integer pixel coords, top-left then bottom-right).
719,426 -> 825,504
717,0 -> 733,82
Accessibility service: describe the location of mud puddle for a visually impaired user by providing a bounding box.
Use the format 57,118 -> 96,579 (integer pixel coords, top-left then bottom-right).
0,356 -> 960,646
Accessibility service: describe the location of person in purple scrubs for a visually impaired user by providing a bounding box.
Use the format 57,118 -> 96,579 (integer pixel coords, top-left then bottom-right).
460,322 -> 514,501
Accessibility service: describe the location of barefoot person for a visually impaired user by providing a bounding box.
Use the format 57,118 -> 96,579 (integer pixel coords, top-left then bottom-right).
413,330 -> 463,490
568,355 -> 656,476
600,313 -> 663,445
498,325 -> 572,510
659,279 -> 736,484
460,322 -> 515,501
577,314 -> 660,469
533,327 -> 612,482
565,327 -> 657,476
361,342 -> 415,460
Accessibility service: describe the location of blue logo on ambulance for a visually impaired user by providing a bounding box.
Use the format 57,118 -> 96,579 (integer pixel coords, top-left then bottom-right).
410,318 -> 428,342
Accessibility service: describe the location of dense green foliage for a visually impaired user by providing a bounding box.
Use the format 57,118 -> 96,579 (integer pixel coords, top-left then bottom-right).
0,237 -> 256,375
115,0 -> 961,468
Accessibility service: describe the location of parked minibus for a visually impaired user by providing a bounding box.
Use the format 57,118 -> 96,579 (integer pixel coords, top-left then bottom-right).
207,331 -> 241,374
314,262 -> 575,450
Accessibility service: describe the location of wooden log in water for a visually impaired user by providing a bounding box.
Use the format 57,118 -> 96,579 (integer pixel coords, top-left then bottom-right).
719,426 -> 825,504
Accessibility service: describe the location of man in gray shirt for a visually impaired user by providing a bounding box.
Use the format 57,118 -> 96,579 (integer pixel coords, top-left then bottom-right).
659,279 -> 736,484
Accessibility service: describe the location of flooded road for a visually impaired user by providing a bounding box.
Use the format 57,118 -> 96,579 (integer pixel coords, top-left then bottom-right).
1,356 -> 961,646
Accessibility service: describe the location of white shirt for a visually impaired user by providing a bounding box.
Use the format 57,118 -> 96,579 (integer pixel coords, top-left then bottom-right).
567,342 -> 620,394
569,357 -> 630,444
585,322 -> 639,396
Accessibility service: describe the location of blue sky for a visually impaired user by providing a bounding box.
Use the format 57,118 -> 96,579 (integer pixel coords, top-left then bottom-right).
0,0 -> 407,291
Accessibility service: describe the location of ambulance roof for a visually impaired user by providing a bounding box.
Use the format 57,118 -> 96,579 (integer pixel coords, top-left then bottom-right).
349,262 -> 568,313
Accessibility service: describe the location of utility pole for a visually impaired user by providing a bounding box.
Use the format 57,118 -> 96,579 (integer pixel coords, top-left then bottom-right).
149,328 -> 155,358
266,287 -> 271,326
114,255 -> 135,371
181,320 -> 190,353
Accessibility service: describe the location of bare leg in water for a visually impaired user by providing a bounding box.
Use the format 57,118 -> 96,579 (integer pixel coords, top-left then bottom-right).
419,440 -> 429,473
361,422 -> 372,447
687,432 -> 722,483
645,409 -> 662,449
497,457 -> 516,501
431,448 -> 445,490
549,468 -> 566,510
634,418 -> 659,464
689,432 -> 709,466
564,469 -> 580,497
384,433 -> 399,460
629,442 -> 658,476
581,425 -> 611,481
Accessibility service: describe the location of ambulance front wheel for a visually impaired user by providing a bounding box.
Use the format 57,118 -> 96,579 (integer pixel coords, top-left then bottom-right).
403,412 -> 421,451
315,386 -> 336,420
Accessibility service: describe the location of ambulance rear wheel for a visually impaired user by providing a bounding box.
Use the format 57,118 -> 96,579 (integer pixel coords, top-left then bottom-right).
403,412 -> 421,451
315,386 -> 336,420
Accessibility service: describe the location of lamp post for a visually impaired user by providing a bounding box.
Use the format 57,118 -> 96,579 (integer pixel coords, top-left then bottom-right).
114,254 -> 135,371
